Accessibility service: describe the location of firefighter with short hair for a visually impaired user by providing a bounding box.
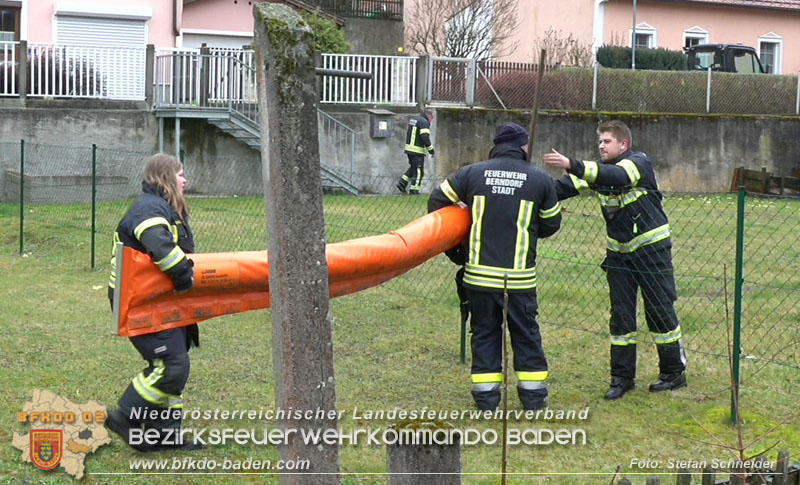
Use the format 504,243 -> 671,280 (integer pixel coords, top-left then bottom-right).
544,120 -> 688,400
429,122 -> 562,411
397,111 -> 435,195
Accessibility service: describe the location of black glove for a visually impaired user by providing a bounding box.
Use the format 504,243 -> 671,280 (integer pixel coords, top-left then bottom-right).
445,243 -> 466,266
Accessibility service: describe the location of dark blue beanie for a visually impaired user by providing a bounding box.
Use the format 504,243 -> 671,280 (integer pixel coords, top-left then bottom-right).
493,122 -> 529,147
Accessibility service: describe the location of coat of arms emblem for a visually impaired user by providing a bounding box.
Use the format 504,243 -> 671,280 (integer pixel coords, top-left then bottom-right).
30,429 -> 62,470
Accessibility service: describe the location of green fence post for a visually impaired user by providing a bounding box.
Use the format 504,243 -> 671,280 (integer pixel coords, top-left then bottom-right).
19,139 -> 24,255
91,144 -> 97,269
731,186 -> 745,426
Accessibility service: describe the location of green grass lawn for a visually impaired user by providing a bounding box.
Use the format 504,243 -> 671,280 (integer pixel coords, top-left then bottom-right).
1,193 -> 798,484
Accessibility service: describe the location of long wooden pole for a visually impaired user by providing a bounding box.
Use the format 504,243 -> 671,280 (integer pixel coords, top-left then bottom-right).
528,49 -> 547,164
501,274 -> 509,485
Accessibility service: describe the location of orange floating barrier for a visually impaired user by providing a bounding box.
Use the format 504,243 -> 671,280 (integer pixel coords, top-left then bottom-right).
113,205 -> 470,337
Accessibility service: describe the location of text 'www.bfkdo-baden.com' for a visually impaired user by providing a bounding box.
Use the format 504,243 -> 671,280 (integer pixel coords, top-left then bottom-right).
129,456 -> 311,472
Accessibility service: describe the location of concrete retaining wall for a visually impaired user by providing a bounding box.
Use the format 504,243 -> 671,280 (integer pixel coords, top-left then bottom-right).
1,102 -> 798,201
435,109 -> 800,193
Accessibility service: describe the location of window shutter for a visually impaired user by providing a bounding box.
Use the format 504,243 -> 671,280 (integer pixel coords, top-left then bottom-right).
55,16 -> 147,99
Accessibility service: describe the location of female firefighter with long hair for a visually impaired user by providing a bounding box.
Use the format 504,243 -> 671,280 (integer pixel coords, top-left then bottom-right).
106,154 -> 202,451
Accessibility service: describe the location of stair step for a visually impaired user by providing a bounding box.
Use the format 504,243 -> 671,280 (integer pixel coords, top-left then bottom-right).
199,111 -> 357,194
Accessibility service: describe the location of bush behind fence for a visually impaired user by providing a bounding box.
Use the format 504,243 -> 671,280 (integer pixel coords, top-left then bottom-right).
440,59 -> 800,115
1,142 -> 799,374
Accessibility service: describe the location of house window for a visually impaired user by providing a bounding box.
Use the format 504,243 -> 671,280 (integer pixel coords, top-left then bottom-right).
630,23 -> 656,49
758,34 -> 782,74
683,28 -> 708,49
634,33 -> 652,49
0,7 -> 20,42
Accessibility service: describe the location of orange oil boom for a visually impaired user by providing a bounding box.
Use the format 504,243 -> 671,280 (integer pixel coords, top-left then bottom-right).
113,205 -> 470,337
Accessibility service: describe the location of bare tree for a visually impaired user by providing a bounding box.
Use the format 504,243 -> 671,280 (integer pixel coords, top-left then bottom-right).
406,0 -> 520,61
531,28 -> 593,67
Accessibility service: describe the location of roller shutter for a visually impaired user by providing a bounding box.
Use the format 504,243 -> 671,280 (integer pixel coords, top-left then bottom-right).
55,16 -> 147,99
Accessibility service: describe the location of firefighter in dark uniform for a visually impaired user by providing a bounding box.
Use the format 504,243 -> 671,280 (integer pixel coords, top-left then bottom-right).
105,154 -> 202,451
429,122 -> 562,411
544,120 -> 687,400
397,111 -> 435,195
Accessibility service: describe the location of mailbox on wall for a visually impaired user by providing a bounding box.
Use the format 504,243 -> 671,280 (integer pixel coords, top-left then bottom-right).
366,109 -> 395,138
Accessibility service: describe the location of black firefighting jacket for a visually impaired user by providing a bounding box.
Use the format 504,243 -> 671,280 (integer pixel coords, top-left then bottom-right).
404,114 -> 435,156
109,182 -> 195,293
553,148 -> 671,255
428,144 -> 562,292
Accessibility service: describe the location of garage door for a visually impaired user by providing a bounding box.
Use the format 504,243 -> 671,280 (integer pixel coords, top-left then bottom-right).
55,16 -> 147,99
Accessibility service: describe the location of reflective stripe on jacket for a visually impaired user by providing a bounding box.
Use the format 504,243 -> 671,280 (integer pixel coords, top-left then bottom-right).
404,114 -> 434,155
428,144 -> 561,292
553,149 -> 671,254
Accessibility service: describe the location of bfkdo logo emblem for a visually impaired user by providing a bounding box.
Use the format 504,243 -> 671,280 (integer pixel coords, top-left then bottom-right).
30,429 -> 63,470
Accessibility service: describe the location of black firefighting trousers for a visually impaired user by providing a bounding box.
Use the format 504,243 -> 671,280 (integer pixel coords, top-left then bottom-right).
466,289 -> 548,385
605,244 -> 687,380
117,327 -> 191,439
402,154 -> 425,191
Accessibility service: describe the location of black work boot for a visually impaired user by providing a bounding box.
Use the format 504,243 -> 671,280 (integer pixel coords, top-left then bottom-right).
604,376 -> 635,400
471,384 -> 501,411
517,387 -> 548,411
396,179 -> 408,194
649,372 -> 687,392
408,188 -> 420,195
105,409 -> 158,452
144,412 -> 205,452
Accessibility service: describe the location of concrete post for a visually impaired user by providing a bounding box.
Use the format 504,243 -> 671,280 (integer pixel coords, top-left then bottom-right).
252,4 -> 340,484
18,40 -> 27,104
199,45 -> 210,107
386,428 -> 461,485
145,44 -> 155,106
415,55 -> 429,109
465,58 -> 476,108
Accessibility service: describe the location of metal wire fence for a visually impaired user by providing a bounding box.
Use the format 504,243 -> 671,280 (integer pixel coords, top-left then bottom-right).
430,58 -> 800,115
2,141 -> 799,375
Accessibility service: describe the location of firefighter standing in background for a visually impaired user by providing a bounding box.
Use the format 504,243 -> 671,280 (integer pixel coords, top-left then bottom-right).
544,120 -> 687,401
106,154 -> 202,451
397,110 -> 435,195
429,122 -> 562,411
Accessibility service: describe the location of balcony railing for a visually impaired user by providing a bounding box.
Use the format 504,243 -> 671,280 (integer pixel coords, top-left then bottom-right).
320,53 -> 417,105
154,49 -> 256,107
306,0 -> 403,20
1,41 -> 146,100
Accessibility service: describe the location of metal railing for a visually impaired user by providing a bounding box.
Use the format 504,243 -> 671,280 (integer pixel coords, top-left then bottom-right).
310,0 -> 403,20
28,43 -> 145,99
1,41 -> 145,100
0,41 -> 18,96
154,49 -> 257,112
6,41 -> 798,117
320,53 -> 417,105
318,109 -> 356,182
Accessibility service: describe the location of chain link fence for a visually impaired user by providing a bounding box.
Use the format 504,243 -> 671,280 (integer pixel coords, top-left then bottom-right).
2,142 -> 799,375
429,58 -> 800,115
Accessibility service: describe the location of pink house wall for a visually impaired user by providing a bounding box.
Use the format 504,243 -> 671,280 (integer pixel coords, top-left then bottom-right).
182,0 -> 267,33
405,0 -> 800,73
604,0 -> 800,73
23,0 -> 177,47
504,0 -> 596,63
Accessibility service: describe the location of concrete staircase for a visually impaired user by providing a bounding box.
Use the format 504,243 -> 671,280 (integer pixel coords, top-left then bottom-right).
206,110 -> 359,195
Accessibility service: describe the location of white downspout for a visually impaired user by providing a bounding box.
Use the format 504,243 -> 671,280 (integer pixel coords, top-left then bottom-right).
592,0 -> 609,62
